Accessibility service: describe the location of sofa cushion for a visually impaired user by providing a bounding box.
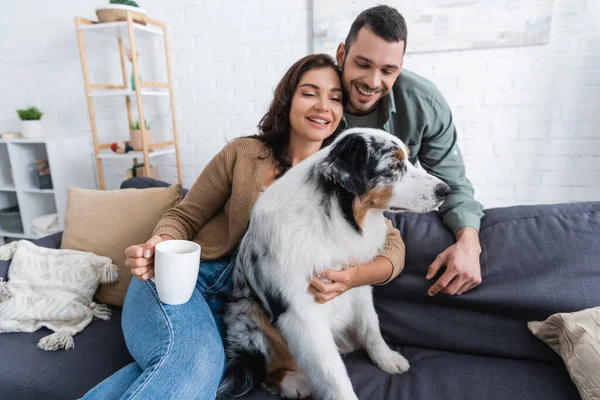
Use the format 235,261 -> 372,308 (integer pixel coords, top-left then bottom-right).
2,328 -> 577,400
0,232 -> 133,400
241,345 -> 579,400
60,184 -> 182,307
378,201 -> 600,362
0,307 -> 133,400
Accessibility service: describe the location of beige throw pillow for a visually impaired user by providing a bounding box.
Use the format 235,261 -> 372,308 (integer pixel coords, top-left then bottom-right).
528,307 -> 600,400
60,184 -> 182,307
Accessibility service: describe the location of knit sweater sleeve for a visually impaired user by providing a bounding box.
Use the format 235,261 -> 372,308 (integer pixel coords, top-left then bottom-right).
153,146 -> 233,240
376,219 -> 406,285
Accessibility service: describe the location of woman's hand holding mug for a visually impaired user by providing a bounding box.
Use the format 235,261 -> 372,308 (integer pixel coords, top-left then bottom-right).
125,234 -> 174,281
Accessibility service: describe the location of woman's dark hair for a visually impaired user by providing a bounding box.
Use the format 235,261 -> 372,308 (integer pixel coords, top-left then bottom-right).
344,5 -> 408,53
252,53 -> 343,174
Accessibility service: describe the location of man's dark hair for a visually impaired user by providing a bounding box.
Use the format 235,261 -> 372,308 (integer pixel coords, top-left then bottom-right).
344,5 -> 408,53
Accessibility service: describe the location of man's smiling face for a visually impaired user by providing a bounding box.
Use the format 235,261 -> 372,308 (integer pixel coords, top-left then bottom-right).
337,27 -> 405,116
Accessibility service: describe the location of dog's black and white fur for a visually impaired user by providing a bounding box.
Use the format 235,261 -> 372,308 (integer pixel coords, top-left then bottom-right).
218,128 -> 450,400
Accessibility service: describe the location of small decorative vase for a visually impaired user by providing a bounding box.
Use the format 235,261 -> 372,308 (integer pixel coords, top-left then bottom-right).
21,120 -> 42,139
129,129 -> 152,150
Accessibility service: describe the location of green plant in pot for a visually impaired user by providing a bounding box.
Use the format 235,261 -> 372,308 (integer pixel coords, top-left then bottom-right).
16,106 -> 44,139
96,0 -> 147,25
129,119 -> 152,151
111,0 -> 139,6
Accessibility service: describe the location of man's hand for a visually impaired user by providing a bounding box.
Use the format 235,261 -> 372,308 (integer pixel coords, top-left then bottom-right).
426,227 -> 482,296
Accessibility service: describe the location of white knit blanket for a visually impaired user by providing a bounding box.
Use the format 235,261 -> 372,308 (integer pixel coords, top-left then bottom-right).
0,240 -> 119,351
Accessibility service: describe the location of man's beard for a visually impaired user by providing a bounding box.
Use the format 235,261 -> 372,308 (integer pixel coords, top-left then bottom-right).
344,79 -> 384,115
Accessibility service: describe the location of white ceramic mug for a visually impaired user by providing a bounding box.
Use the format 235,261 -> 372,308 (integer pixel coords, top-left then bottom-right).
152,240 -> 201,305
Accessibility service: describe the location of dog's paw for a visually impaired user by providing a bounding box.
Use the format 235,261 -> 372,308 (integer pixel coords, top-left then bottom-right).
280,371 -> 311,399
262,371 -> 311,399
371,349 -> 410,375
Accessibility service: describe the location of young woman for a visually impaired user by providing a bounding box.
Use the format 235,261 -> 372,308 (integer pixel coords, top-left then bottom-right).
82,53 -> 405,400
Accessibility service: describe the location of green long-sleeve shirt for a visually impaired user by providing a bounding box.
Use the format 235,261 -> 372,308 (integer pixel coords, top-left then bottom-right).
342,69 -> 484,235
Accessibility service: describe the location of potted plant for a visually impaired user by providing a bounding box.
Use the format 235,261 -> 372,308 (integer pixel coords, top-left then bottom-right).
129,119 -> 152,150
16,106 -> 43,139
96,0 -> 147,25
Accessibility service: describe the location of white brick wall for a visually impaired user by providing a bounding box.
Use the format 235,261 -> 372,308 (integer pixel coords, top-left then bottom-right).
0,0 -> 309,190
1,0 -> 598,209
406,0 -> 600,208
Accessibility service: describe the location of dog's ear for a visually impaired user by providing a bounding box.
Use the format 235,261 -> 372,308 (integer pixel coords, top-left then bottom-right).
321,133 -> 369,196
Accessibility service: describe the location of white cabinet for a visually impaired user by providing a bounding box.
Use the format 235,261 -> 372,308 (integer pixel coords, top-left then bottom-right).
0,137 -> 96,240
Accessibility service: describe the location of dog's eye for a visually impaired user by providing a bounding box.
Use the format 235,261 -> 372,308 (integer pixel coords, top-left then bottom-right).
390,160 -> 402,170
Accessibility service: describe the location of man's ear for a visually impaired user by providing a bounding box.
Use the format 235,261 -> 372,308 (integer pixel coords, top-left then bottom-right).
395,58 -> 404,80
336,43 -> 345,67
321,133 -> 369,196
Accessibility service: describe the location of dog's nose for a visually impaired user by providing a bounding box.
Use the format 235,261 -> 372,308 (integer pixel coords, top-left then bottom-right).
435,183 -> 451,199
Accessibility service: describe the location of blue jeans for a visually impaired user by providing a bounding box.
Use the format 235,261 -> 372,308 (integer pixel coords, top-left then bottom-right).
81,254 -> 235,400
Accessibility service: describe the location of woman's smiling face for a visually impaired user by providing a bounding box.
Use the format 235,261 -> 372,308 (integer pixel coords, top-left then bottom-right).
288,67 -> 344,144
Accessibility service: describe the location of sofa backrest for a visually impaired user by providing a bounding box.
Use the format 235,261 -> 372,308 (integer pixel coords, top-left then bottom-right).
120,177 -> 189,198
379,201 -> 600,362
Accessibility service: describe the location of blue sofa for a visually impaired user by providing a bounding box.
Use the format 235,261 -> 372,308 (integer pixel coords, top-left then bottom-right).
1,177 -> 598,400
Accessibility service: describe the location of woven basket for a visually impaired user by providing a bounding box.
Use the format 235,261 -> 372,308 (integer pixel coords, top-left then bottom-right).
96,5 -> 147,25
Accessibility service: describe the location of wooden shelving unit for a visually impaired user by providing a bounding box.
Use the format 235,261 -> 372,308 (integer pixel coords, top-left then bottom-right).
75,14 -> 182,189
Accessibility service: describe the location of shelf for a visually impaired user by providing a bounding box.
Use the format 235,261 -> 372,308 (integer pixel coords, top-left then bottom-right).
0,138 -> 48,144
78,21 -> 163,37
96,146 -> 175,160
0,191 -> 23,237
21,188 -> 54,194
0,230 -> 35,240
88,89 -> 170,97
0,184 -> 16,192
76,15 -> 182,189
0,137 -> 95,238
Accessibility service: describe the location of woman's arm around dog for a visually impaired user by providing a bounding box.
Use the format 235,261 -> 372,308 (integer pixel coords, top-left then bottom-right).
310,219 -> 405,303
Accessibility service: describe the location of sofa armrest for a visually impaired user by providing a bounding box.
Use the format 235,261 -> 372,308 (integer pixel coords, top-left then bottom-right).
0,231 -> 63,280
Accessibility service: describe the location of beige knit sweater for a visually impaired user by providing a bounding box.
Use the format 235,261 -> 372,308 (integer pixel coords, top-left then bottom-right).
153,137 -> 406,284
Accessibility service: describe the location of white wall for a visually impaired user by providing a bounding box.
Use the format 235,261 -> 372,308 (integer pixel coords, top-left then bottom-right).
0,0 -> 310,190
405,0 -> 600,207
1,0 -> 598,209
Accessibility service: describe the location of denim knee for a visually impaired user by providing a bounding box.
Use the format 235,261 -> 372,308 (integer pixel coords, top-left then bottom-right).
192,327 -> 225,377
176,326 -> 225,396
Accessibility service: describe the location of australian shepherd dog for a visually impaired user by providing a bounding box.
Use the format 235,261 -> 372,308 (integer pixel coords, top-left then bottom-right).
218,128 -> 450,400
